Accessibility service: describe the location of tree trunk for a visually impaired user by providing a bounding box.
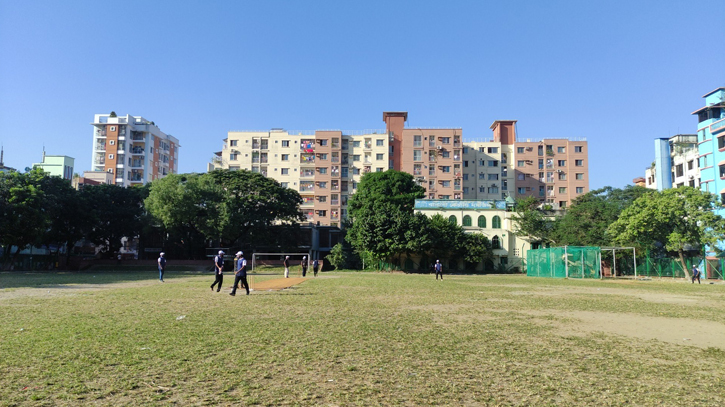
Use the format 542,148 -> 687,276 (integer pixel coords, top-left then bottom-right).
678,249 -> 691,279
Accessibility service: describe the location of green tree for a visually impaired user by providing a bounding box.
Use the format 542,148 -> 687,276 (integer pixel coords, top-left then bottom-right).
346,171 -> 426,266
82,183 -> 145,256
510,197 -> 555,245
145,173 -> 223,258
461,233 -> 493,270
207,169 -> 303,245
326,243 -> 347,270
554,186 -> 651,246
0,169 -> 49,268
608,187 -> 725,278
38,174 -> 91,263
427,214 -> 465,263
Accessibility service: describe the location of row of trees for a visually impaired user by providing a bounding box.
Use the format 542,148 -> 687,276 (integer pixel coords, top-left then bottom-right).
0,168 -> 146,268
0,169 -> 302,268
511,186 -> 725,278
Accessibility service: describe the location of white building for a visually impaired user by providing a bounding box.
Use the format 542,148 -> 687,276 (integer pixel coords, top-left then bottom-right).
91,113 -> 180,186
645,134 -> 699,190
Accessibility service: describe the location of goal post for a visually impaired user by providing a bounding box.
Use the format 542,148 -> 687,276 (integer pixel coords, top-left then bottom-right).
600,247 -> 637,279
251,252 -> 313,275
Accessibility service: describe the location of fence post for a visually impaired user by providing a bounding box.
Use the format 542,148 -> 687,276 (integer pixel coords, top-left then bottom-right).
564,246 -> 569,278
633,248 -> 637,279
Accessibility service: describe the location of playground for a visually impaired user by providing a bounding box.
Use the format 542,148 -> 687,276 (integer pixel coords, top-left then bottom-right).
1,270 -> 724,406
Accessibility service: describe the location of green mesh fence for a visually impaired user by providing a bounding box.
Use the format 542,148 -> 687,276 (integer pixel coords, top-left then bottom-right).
526,247 -> 601,279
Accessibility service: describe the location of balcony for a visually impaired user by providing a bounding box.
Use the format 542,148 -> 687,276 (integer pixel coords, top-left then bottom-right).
95,143 -> 106,151
331,199 -> 340,206
252,143 -> 260,149
130,148 -> 145,155
364,143 -> 372,150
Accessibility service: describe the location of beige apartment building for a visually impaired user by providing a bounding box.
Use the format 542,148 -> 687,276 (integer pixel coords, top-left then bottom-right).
210,112 -> 589,225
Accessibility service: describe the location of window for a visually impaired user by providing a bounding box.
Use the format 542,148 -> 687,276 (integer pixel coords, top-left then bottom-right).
441,166 -> 451,173
559,187 -> 567,194
353,168 -> 360,175
376,153 -> 384,161
576,187 -> 584,194
448,215 -> 457,224
557,146 -> 565,153
517,160 -> 525,167
576,173 -> 584,180
317,196 -> 326,203
488,186 -> 499,194
559,201 -> 567,209
441,150 -> 450,158
319,139 -> 328,146
518,187 -> 526,194
492,235 -> 501,249
558,173 -> 566,180
281,168 -> 289,175
488,160 -> 498,167
463,215 -> 472,227
517,147 -> 524,153
575,146 -> 583,153
413,150 -> 422,161
688,160 -> 694,170
479,186 -> 485,193
353,155 -> 360,162
462,174 -> 468,180
280,182 -> 288,188
487,147 -> 498,153
557,160 -> 566,167
281,140 -> 289,147
478,216 -> 486,228
488,173 -> 498,180
318,167 -> 328,174
675,164 -> 684,177
317,210 -> 327,217
414,135 -> 422,147
376,139 -> 384,146
318,182 -> 327,188
230,140 -> 238,147
440,137 -> 451,144
376,167 -> 384,172
492,216 -> 501,229
575,160 -> 583,167
353,141 -> 361,148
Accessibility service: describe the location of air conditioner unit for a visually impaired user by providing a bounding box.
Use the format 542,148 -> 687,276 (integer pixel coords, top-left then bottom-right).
556,169 -> 562,173
437,145 -> 443,150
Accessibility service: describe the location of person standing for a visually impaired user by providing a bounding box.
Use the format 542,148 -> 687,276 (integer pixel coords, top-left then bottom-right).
301,256 -> 308,277
692,265 -> 701,284
435,259 -> 443,280
210,250 -> 225,292
230,251 -> 249,296
157,252 -> 167,282
313,259 -> 319,277
283,255 -> 290,278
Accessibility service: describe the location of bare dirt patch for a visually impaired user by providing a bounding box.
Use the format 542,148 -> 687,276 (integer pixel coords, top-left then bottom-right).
250,277 -> 309,291
526,309 -> 725,350
0,281 -> 161,301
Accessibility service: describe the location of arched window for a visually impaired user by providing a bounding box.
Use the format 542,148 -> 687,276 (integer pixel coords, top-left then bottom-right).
492,215 -> 501,229
478,215 -> 486,228
463,215 -> 472,227
492,235 -> 501,249
448,215 -> 457,224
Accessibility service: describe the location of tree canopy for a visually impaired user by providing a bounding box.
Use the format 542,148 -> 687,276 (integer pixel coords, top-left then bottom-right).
608,187 -> 725,278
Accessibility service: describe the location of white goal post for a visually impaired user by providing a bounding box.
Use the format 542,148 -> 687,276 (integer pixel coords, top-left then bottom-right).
251,252 -> 312,272
600,247 -> 637,279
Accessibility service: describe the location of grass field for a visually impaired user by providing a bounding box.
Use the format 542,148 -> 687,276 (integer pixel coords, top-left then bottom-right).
1,270 -> 724,406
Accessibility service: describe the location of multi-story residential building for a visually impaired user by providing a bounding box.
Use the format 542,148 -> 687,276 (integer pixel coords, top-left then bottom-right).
32,153 -> 75,180
645,134 -> 699,190
211,111 -> 589,225
694,87 -> 725,206
209,129 -> 390,227
91,114 -> 179,186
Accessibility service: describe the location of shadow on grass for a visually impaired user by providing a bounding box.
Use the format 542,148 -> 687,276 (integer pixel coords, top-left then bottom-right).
0,267 -> 210,289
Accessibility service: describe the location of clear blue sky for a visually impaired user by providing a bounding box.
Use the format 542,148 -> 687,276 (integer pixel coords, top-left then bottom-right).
1,0 -> 723,189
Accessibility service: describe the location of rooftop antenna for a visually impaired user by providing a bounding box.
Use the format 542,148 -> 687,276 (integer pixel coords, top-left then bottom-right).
42,145 -> 46,162
0,144 -> 4,166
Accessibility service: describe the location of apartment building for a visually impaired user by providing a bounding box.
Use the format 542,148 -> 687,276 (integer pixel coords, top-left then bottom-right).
209,129 -> 389,227
211,111 -> 589,224
32,153 -> 75,180
694,88 -> 725,207
645,134 -> 699,190
91,114 -> 180,186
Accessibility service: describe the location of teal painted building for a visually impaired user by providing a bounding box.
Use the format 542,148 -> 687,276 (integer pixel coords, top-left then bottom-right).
695,87 -> 725,213
32,154 -> 75,180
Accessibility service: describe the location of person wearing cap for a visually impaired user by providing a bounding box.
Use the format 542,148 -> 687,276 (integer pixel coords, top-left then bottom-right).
434,259 -> 443,280
301,256 -> 308,277
283,255 -> 290,278
157,252 -> 167,282
210,250 -> 225,292
230,251 -> 249,296
313,259 -> 319,277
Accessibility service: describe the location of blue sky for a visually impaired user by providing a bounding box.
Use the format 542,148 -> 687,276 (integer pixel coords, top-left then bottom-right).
1,0 -> 723,189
